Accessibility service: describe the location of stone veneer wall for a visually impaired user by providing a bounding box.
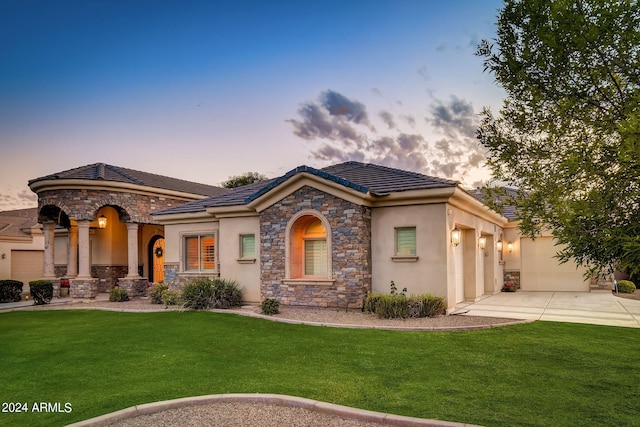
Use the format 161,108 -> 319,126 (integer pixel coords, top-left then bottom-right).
55,264 -> 141,291
504,270 -> 521,289
260,186 -> 372,308
38,189 -> 189,223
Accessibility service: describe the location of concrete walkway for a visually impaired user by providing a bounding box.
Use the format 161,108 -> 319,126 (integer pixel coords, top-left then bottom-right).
454,291 -> 640,328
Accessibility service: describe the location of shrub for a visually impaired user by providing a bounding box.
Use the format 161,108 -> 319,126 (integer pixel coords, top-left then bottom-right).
181,278 -> 243,310
617,280 -> 636,293
148,283 -> 169,304
160,289 -> 180,306
260,298 -> 280,315
29,280 -> 53,305
363,293 -> 383,313
109,287 -> 129,302
374,294 -> 408,319
407,294 -> 446,318
0,280 -> 23,303
363,282 -> 446,319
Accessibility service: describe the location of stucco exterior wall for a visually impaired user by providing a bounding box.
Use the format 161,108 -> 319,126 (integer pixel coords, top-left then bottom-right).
162,219 -> 220,288
445,203 -> 505,308
219,216 -> 261,303
371,204 -> 449,298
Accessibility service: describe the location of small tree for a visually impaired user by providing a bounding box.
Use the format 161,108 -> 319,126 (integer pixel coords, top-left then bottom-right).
221,172 -> 268,188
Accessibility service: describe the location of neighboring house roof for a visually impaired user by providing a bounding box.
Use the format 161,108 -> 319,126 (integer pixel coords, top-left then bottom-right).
153,161 -> 460,216
469,187 -> 518,221
0,208 -> 40,239
28,163 -> 228,198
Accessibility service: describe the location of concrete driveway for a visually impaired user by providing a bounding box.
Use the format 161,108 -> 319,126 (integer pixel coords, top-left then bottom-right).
454,291 -> 640,328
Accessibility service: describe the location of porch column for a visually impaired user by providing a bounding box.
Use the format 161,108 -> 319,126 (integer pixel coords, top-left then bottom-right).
126,222 -> 141,278
77,220 -> 92,278
42,221 -> 56,279
66,224 -> 78,278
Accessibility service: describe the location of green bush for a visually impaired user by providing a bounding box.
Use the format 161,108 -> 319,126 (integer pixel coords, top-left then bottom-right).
363,282 -> 446,319
181,278 -> 243,310
160,289 -> 180,306
109,287 -> 129,302
29,280 -> 53,305
0,280 -> 23,303
148,283 -> 169,304
260,298 -> 280,315
617,280 -> 636,293
407,294 -> 446,318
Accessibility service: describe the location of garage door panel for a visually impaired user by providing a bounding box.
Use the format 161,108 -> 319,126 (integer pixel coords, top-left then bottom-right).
11,250 -> 44,287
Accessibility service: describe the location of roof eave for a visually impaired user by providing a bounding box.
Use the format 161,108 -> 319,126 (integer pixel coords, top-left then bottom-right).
29,179 -> 211,201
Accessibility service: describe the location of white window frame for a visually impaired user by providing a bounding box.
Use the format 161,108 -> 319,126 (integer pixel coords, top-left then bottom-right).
239,234 -> 256,261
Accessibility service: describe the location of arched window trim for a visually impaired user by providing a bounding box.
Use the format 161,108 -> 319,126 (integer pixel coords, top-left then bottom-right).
285,209 -> 332,280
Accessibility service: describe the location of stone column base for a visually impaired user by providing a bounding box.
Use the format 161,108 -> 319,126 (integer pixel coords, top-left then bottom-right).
118,277 -> 149,297
69,278 -> 99,299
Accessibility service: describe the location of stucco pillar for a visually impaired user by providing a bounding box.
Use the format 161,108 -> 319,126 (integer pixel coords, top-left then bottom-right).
42,221 -> 56,279
126,222 -> 141,278
77,220 -> 92,278
66,224 -> 78,278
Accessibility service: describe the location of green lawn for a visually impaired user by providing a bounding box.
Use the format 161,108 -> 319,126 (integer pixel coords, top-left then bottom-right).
0,310 -> 638,427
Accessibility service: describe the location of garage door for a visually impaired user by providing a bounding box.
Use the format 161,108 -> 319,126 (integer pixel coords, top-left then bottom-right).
11,250 -> 44,287
520,237 -> 589,291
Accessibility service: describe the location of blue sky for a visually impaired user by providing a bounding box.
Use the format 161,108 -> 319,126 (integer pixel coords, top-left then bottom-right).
0,0 -> 505,210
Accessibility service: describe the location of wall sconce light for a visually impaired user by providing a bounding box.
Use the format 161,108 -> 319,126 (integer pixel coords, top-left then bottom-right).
478,236 -> 487,250
496,240 -> 503,252
98,215 -> 107,229
451,227 -> 461,247
507,242 -> 514,253
1,253 -> 6,259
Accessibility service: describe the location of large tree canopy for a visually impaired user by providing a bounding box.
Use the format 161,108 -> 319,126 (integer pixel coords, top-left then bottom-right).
477,0 -> 640,276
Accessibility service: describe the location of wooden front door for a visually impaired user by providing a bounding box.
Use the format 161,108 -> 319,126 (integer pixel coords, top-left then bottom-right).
151,237 -> 165,283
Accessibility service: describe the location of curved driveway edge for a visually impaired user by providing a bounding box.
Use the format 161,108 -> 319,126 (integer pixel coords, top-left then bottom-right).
65,393 -> 483,427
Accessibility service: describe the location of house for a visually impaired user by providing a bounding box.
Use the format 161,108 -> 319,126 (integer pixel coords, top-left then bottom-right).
0,208 -> 44,288
27,161 -> 592,311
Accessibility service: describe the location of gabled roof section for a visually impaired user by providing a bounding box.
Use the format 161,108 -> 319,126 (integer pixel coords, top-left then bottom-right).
321,161 -> 458,196
0,208 -> 40,239
153,161 -> 460,216
245,165 -> 369,204
29,163 -> 228,198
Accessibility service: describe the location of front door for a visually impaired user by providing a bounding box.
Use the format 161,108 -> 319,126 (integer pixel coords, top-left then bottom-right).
150,237 -> 165,283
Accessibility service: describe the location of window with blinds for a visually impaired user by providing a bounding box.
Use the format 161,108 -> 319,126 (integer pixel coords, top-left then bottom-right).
184,234 -> 215,271
240,234 -> 255,258
304,239 -> 327,276
395,227 -> 416,256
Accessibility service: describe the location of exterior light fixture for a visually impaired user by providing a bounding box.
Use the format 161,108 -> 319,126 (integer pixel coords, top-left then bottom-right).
496,240 -> 503,252
451,227 -> 461,247
507,242 -> 514,253
478,236 -> 487,250
98,215 -> 107,229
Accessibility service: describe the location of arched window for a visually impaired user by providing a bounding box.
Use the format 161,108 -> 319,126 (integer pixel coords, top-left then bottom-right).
288,213 -> 330,279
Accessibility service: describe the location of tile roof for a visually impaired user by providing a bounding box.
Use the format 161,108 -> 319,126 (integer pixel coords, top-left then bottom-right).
0,208 -> 40,238
153,161 -> 460,216
469,187 -> 518,220
28,163 -> 228,198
